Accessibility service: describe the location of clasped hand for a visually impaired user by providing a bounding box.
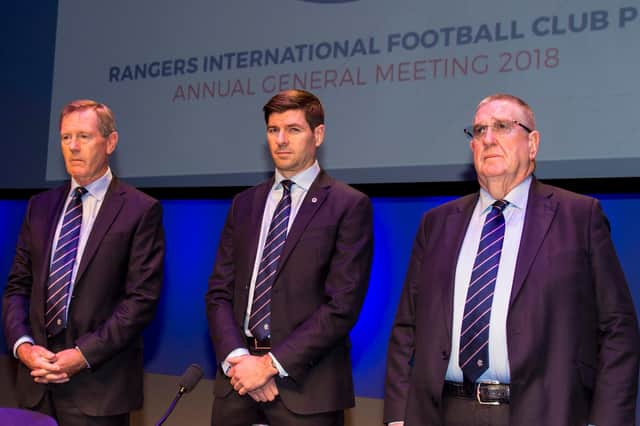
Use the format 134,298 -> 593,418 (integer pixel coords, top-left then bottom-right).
227,354 -> 279,402
18,344 -> 87,384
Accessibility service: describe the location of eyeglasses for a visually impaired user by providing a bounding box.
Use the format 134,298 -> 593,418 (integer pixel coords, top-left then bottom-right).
464,120 -> 532,140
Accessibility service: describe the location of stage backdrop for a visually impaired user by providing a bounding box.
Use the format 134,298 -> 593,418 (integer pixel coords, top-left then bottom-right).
2,194 -> 639,399
4,1 -> 640,189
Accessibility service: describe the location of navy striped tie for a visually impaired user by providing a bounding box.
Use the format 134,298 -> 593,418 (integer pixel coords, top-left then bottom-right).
45,186 -> 87,337
249,180 -> 292,340
459,199 -> 508,383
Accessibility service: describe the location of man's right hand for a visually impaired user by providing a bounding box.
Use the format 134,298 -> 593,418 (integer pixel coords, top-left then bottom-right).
248,377 -> 279,402
17,343 -> 69,384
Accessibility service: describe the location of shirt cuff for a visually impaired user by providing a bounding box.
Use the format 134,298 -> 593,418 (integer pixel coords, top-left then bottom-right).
13,336 -> 35,358
74,346 -> 91,369
222,347 -> 250,376
267,352 -> 288,377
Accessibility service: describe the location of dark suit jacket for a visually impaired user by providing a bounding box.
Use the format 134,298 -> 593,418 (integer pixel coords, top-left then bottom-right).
205,170 -> 373,415
2,178 -> 164,416
384,179 -> 640,426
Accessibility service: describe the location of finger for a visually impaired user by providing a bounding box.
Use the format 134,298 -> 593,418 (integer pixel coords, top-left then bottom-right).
32,359 -> 61,372
263,389 -> 275,401
30,364 -> 63,377
30,368 -> 52,377
47,377 -> 71,384
264,383 -> 278,401
35,376 -> 70,384
33,372 -> 69,384
256,390 -> 268,402
44,372 -> 69,381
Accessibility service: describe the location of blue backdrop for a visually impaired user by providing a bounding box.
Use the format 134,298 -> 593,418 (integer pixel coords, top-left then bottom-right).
2,193 -> 639,399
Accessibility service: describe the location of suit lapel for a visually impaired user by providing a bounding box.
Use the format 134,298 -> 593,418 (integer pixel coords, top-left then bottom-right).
73,178 -> 125,287
441,195 -> 477,338
276,171 -> 330,277
37,185 -> 70,314
239,180 -> 272,290
509,179 -> 557,307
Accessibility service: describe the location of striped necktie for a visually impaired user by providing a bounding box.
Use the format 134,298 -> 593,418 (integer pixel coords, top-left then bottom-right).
249,180 -> 292,340
45,186 -> 87,337
459,199 -> 508,383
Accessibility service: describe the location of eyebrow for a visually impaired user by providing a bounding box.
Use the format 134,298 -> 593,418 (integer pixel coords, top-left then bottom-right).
268,122 -> 305,129
474,116 -> 512,124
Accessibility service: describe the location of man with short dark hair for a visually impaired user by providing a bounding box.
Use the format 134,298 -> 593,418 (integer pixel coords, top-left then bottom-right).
206,89 -> 373,426
384,94 -> 639,426
3,100 -> 164,426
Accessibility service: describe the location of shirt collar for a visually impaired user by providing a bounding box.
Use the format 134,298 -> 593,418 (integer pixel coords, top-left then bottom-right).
70,167 -> 113,201
478,175 -> 532,214
273,160 -> 321,192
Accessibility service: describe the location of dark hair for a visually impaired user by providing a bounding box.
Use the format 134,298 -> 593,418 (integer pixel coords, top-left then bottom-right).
59,99 -> 116,137
263,90 -> 324,130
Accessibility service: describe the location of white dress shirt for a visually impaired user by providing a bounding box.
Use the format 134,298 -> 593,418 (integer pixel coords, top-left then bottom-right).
222,161 -> 321,376
445,176 -> 531,384
13,168 -> 112,357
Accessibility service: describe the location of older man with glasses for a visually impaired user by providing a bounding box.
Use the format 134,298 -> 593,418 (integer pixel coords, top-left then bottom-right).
384,93 -> 639,426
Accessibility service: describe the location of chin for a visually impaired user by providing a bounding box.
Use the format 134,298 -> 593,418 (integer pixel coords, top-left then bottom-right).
274,161 -> 292,171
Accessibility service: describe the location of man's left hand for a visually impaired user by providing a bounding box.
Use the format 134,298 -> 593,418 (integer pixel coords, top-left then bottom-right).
53,348 -> 88,377
228,354 -> 277,395
249,377 -> 279,402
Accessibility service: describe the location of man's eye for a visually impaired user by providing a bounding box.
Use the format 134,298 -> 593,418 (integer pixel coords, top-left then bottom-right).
473,125 -> 486,136
496,121 -> 509,130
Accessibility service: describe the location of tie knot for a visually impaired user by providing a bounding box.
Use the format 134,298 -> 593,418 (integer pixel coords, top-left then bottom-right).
281,180 -> 292,194
492,199 -> 508,212
73,187 -> 88,199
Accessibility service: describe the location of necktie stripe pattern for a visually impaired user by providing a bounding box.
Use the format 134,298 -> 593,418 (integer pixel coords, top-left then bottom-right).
45,187 -> 87,337
249,180 -> 292,340
459,199 -> 508,383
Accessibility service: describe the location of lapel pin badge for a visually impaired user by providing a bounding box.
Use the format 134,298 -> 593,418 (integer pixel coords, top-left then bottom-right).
311,197 -> 318,203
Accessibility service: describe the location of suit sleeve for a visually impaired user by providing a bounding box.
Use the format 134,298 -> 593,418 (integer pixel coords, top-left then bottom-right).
270,192 -> 374,382
205,197 -> 247,364
75,201 -> 165,367
3,199 -> 36,349
383,214 -> 426,423
588,199 -> 640,425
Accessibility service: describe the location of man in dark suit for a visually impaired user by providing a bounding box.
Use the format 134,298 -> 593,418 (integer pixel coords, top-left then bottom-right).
384,93 -> 640,426
2,100 -> 164,425
205,89 -> 373,426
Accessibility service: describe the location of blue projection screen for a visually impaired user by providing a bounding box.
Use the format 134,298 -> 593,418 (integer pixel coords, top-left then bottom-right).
45,0 -> 640,187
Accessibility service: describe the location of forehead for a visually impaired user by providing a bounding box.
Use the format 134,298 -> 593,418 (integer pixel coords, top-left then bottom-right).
474,99 -> 525,123
267,109 -> 308,127
61,109 -> 99,131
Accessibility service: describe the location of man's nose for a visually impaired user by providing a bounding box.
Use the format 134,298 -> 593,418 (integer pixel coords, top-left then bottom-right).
68,137 -> 81,150
276,131 -> 287,144
481,126 -> 498,144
